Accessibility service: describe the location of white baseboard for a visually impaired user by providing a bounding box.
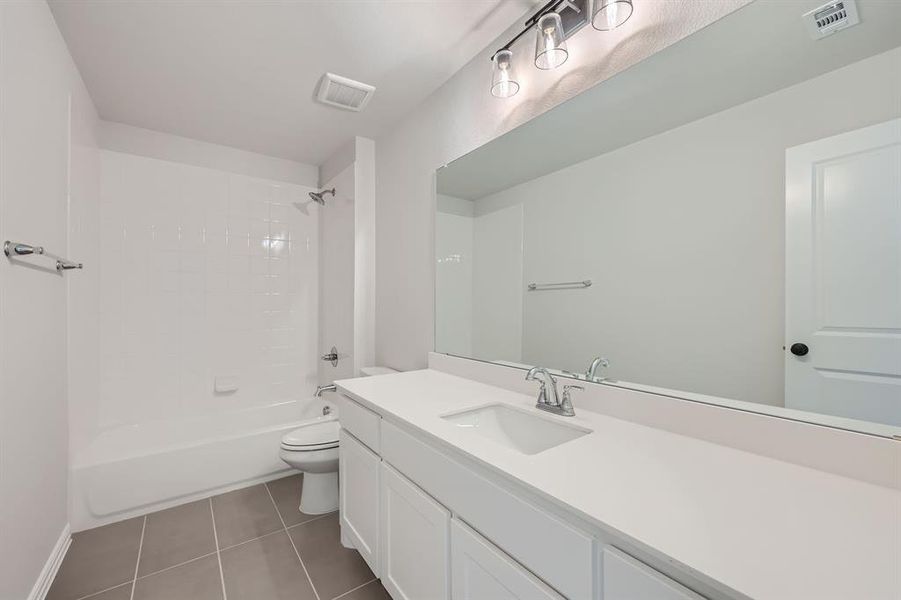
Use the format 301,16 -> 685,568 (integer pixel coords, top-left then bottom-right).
27,524 -> 71,600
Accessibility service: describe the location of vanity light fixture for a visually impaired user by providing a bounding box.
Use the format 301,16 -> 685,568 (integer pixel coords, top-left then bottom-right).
589,0 -> 633,31
490,49 -> 520,98
489,0 -> 634,98
534,12 -> 569,69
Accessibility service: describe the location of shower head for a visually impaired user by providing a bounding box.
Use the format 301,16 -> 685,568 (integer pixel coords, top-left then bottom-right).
309,188 -> 335,205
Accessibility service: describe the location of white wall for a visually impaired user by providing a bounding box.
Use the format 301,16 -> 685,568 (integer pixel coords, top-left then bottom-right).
100,121 -> 318,187
462,48 -> 901,406
472,204 -> 522,364
84,149 -> 319,446
317,136 -> 377,380
319,163 -> 356,383
0,2 -> 100,598
435,202 -> 473,357
374,1 -> 749,371
352,137 -> 377,375
436,198 -> 524,364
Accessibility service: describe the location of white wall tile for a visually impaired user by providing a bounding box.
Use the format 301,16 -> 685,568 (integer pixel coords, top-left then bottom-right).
96,150 -> 319,426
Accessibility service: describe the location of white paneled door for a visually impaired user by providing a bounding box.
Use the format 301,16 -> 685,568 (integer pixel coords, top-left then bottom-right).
339,430 -> 381,575
785,119 -> 901,426
380,462 -> 450,600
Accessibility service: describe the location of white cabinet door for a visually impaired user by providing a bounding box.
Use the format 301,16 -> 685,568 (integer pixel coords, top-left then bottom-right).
339,429 -> 380,575
603,547 -> 704,600
380,462 -> 450,600
785,118 -> 901,425
451,519 -> 563,600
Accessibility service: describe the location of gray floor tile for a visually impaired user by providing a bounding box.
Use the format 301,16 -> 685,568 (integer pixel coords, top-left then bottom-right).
82,583 -> 133,600
138,499 -> 216,576
289,513 -> 374,600
210,484 -> 283,548
220,530 -> 316,600
133,554 -> 222,600
47,517 -> 144,600
338,580 -> 390,600
266,474 -> 321,527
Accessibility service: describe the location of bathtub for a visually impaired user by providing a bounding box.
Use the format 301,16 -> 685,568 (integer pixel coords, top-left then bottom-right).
70,399 -> 332,531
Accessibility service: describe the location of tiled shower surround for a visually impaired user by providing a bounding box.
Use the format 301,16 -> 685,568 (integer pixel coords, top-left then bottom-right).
89,150 -> 319,437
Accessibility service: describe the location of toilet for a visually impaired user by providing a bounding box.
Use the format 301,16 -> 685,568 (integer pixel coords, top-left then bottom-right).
279,366 -> 397,515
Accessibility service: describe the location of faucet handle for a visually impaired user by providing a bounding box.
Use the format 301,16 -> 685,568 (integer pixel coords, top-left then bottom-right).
559,384 -> 582,417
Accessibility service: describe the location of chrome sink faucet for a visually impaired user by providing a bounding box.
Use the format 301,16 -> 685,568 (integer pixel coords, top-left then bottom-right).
525,367 -> 579,417
586,356 -> 609,382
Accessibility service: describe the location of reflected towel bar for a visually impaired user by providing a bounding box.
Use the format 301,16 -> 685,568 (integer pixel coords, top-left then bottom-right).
527,280 -> 591,291
4,240 -> 83,272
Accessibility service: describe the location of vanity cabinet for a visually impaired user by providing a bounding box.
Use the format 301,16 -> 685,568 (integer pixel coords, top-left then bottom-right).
380,462 -> 451,600
338,429 -> 380,574
338,394 -> 712,600
602,547 -> 704,600
451,519 -> 563,600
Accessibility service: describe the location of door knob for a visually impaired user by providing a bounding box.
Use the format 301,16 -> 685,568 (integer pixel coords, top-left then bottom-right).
790,343 -> 809,357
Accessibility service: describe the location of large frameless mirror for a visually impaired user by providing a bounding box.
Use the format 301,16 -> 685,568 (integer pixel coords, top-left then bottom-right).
435,0 -> 901,437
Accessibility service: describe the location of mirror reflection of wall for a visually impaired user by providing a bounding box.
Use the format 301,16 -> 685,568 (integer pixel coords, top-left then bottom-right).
436,195 -> 523,366
436,4 -> 901,434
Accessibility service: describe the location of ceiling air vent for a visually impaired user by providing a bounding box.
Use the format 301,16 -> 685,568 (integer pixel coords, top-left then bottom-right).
803,0 -> 860,40
316,73 -> 375,112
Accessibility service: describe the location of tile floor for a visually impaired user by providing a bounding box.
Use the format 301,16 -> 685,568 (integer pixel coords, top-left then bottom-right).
47,474 -> 389,600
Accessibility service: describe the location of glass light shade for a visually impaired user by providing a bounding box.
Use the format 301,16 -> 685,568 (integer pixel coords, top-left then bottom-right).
534,12 -> 568,70
490,49 -> 520,98
590,0 -> 633,31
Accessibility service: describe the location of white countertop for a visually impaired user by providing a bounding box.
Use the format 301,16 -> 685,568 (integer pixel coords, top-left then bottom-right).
336,369 -> 901,600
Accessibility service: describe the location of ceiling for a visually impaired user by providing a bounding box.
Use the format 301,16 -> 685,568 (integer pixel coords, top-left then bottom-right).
49,0 -> 536,166
438,0 -> 901,200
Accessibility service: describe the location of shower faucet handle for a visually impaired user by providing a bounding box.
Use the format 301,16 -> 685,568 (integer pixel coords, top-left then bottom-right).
320,346 -> 339,367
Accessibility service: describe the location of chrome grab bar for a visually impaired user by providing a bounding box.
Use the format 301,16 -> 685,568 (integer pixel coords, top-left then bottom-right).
527,280 -> 591,291
4,240 -> 83,273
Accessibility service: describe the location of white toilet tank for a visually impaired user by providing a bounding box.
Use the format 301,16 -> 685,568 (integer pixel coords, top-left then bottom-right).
360,366 -> 397,377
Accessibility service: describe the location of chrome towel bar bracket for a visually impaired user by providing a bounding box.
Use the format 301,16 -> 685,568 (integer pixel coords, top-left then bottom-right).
4,241 -> 43,257
4,240 -> 83,273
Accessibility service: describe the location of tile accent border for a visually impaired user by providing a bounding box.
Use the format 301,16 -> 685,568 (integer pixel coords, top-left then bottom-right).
28,524 -> 72,600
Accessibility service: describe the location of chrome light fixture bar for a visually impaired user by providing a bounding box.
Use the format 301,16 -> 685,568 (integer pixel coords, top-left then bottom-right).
489,0 -> 633,98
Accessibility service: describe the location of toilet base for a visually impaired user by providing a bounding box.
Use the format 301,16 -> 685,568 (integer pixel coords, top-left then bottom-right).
300,471 -> 339,515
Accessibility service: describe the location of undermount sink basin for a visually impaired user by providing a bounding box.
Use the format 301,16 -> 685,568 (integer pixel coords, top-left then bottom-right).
441,404 -> 591,455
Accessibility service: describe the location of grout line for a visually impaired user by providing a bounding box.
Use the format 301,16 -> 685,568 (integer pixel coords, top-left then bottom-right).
209,498 -> 229,600
285,510 -> 337,530
74,581 -> 133,600
217,527 -> 285,553
331,578 -> 378,600
192,509 -> 335,557
265,481 -> 322,600
134,550 -> 219,581
128,516 -> 147,600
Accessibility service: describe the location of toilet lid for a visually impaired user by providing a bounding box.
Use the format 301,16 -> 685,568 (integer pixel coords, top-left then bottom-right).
281,419 -> 340,449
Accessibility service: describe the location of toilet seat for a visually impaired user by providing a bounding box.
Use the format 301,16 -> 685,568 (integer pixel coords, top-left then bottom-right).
281,419 -> 339,452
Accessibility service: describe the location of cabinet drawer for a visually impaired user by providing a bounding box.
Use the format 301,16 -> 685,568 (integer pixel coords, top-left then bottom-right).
337,394 -> 381,452
603,547 -> 705,600
452,519 -> 563,600
381,420 -> 595,600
